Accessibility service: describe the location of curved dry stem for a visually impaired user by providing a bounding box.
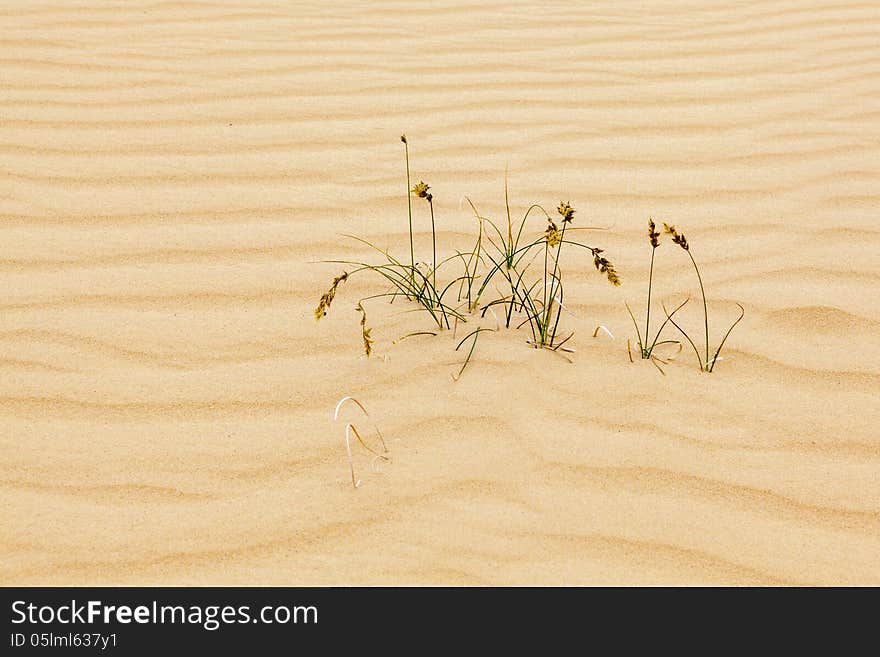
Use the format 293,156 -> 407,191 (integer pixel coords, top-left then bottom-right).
649,355 -> 667,375
592,325 -> 614,340
395,331 -> 438,343
334,397 -> 387,453
344,423 -> 391,489
552,332 -> 575,351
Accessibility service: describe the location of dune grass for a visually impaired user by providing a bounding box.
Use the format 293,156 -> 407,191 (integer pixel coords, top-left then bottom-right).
474,197 -> 620,351
661,223 -> 745,373
624,217 -> 687,369
315,136 -> 743,379
314,137 -> 619,377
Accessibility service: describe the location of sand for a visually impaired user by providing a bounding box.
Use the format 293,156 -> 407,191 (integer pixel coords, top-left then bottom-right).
1,1 -> 878,586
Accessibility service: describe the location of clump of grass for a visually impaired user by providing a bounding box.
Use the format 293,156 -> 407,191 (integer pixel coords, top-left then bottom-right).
661,223 -> 744,372
475,199 -> 620,352
464,181 -> 548,325
334,396 -> 388,489
316,136 -> 621,378
315,137 -> 487,379
624,218 -> 687,366
316,138 -> 470,338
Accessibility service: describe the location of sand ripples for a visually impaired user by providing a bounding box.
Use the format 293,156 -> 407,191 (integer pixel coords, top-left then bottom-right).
1,0 -> 878,585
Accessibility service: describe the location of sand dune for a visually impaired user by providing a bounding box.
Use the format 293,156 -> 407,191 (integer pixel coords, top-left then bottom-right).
1,1 -> 878,585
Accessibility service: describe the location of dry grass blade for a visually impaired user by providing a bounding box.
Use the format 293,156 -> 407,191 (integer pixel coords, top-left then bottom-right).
649,355 -> 666,375
552,332 -> 575,351
394,331 -> 437,343
592,325 -> 614,340
344,423 -> 391,489
334,396 -> 387,453
525,341 -> 573,362
655,341 -> 683,361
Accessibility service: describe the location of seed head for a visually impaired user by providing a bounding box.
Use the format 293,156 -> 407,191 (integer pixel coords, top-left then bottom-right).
412,181 -> 431,200
314,271 -> 349,320
593,249 -> 621,286
400,134 -> 407,144
648,217 -> 660,248
557,201 -> 575,224
356,302 -> 373,357
545,222 -> 562,247
663,222 -> 689,251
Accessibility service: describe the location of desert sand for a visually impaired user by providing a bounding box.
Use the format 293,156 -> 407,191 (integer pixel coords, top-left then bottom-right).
1,1 -> 878,586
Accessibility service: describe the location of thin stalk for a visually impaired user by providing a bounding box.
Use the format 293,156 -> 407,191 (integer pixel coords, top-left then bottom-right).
403,138 -> 415,283
513,204 -> 552,255
453,327 -> 494,380
645,248 -> 656,350
663,302 -> 703,370
548,273 -> 564,346
645,297 -> 689,355
624,302 -> 644,355
504,174 -> 513,267
428,197 -> 437,295
687,250 -> 710,369
707,303 -> 745,373
541,240 -> 549,344
545,222 -> 568,345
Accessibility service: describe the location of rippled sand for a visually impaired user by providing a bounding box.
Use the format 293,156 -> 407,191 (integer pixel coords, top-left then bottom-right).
2,1 -> 878,585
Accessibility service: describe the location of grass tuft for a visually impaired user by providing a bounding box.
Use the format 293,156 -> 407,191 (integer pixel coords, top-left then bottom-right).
315,136 -> 743,378
662,223 -> 744,372
315,137 -> 620,378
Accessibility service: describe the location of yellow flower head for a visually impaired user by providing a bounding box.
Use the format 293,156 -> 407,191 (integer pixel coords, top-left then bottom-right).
557,201 -> 575,223
545,221 -> 562,247
412,181 -> 430,198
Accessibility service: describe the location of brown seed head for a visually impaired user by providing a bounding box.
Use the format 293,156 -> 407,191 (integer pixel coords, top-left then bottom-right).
593,249 -> 621,286
648,217 -> 660,248
314,271 -> 349,320
557,201 -> 575,223
356,301 -> 373,357
400,134 -> 407,144
663,222 -> 689,250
